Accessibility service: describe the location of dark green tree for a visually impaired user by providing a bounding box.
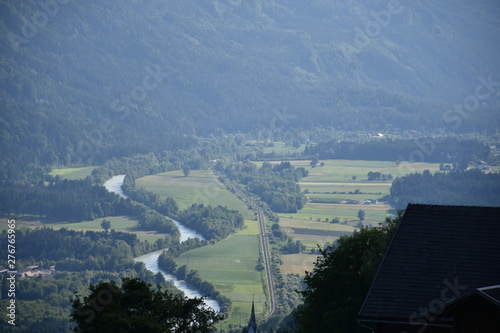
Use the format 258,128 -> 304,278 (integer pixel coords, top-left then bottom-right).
357,209 -> 365,221
310,155 -> 319,167
70,277 -> 223,333
295,214 -> 401,333
100,219 -> 111,232
182,165 -> 191,177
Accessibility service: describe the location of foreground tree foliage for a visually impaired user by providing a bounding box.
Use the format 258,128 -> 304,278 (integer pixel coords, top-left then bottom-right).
294,214 -> 401,333
71,277 -> 223,333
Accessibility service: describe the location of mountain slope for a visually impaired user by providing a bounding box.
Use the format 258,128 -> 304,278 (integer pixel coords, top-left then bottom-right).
0,0 -> 499,170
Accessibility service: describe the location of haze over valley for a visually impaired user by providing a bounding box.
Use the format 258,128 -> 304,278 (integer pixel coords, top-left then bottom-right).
0,1 -> 499,332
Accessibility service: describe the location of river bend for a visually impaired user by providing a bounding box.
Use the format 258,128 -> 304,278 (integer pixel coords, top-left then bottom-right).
103,175 -> 220,311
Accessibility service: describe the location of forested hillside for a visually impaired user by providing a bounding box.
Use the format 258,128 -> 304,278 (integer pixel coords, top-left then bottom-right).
1,0 -> 499,173
390,169 -> 500,209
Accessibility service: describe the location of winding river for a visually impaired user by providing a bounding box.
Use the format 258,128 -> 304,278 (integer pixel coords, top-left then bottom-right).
103,175 -> 220,312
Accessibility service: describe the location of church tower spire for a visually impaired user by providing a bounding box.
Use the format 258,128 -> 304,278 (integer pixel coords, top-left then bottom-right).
243,297 -> 258,333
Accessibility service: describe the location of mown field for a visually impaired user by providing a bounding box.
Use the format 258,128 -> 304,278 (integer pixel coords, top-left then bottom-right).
280,253 -> 320,276
48,166 -> 96,180
262,159 -> 442,274
0,216 -> 169,243
175,220 -> 267,328
136,170 -> 254,219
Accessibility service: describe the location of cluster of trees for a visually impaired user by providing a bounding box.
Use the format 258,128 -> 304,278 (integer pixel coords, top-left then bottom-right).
158,253 -> 231,314
168,238 -> 208,258
271,223 -> 306,253
122,175 -> 179,216
0,227 -> 162,272
281,239 -> 307,254
390,169 -> 500,210
177,203 -> 244,241
305,137 -> 490,163
0,179 -> 131,220
367,171 -> 393,181
222,161 -> 308,213
137,210 -> 179,238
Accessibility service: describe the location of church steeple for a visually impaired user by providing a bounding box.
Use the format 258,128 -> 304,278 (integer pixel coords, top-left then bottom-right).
243,298 -> 258,333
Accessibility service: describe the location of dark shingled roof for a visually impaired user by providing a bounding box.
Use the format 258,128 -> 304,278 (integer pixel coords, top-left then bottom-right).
359,204 -> 500,321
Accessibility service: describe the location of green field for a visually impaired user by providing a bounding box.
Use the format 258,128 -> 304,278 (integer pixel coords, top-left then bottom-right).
136,170 -> 254,219
261,141 -> 305,155
0,216 -> 169,243
267,159 -> 442,274
175,220 -> 267,326
48,166 -> 97,180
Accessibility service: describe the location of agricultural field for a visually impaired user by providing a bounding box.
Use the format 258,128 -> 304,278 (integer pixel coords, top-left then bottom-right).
0,216 -> 168,243
48,166 -> 97,180
267,159 -> 442,274
175,220 -> 267,327
261,141 -> 305,155
279,217 -> 356,249
280,253 -> 320,276
136,169 -> 254,219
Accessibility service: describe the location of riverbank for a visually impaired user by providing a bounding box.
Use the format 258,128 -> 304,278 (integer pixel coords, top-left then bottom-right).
104,175 -> 220,312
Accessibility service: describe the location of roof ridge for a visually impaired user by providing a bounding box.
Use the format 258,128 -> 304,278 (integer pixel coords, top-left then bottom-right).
358,210 -> 408,317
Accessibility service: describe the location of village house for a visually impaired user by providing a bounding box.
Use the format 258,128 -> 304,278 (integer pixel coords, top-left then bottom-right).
15,265 -> 55,278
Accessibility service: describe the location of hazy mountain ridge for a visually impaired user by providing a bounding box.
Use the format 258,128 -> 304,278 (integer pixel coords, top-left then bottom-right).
0,0 -> 499,170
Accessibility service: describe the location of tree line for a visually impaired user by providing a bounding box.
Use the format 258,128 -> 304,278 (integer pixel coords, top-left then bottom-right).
158,252 -> 232,315
221,161 -> 308,213
0,178 -> 130,220
390,169 -> 500,210
0,227 -> 165,272
122,181 -> 179,217
305,136 -> 490,163
177,203 -> 244,241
